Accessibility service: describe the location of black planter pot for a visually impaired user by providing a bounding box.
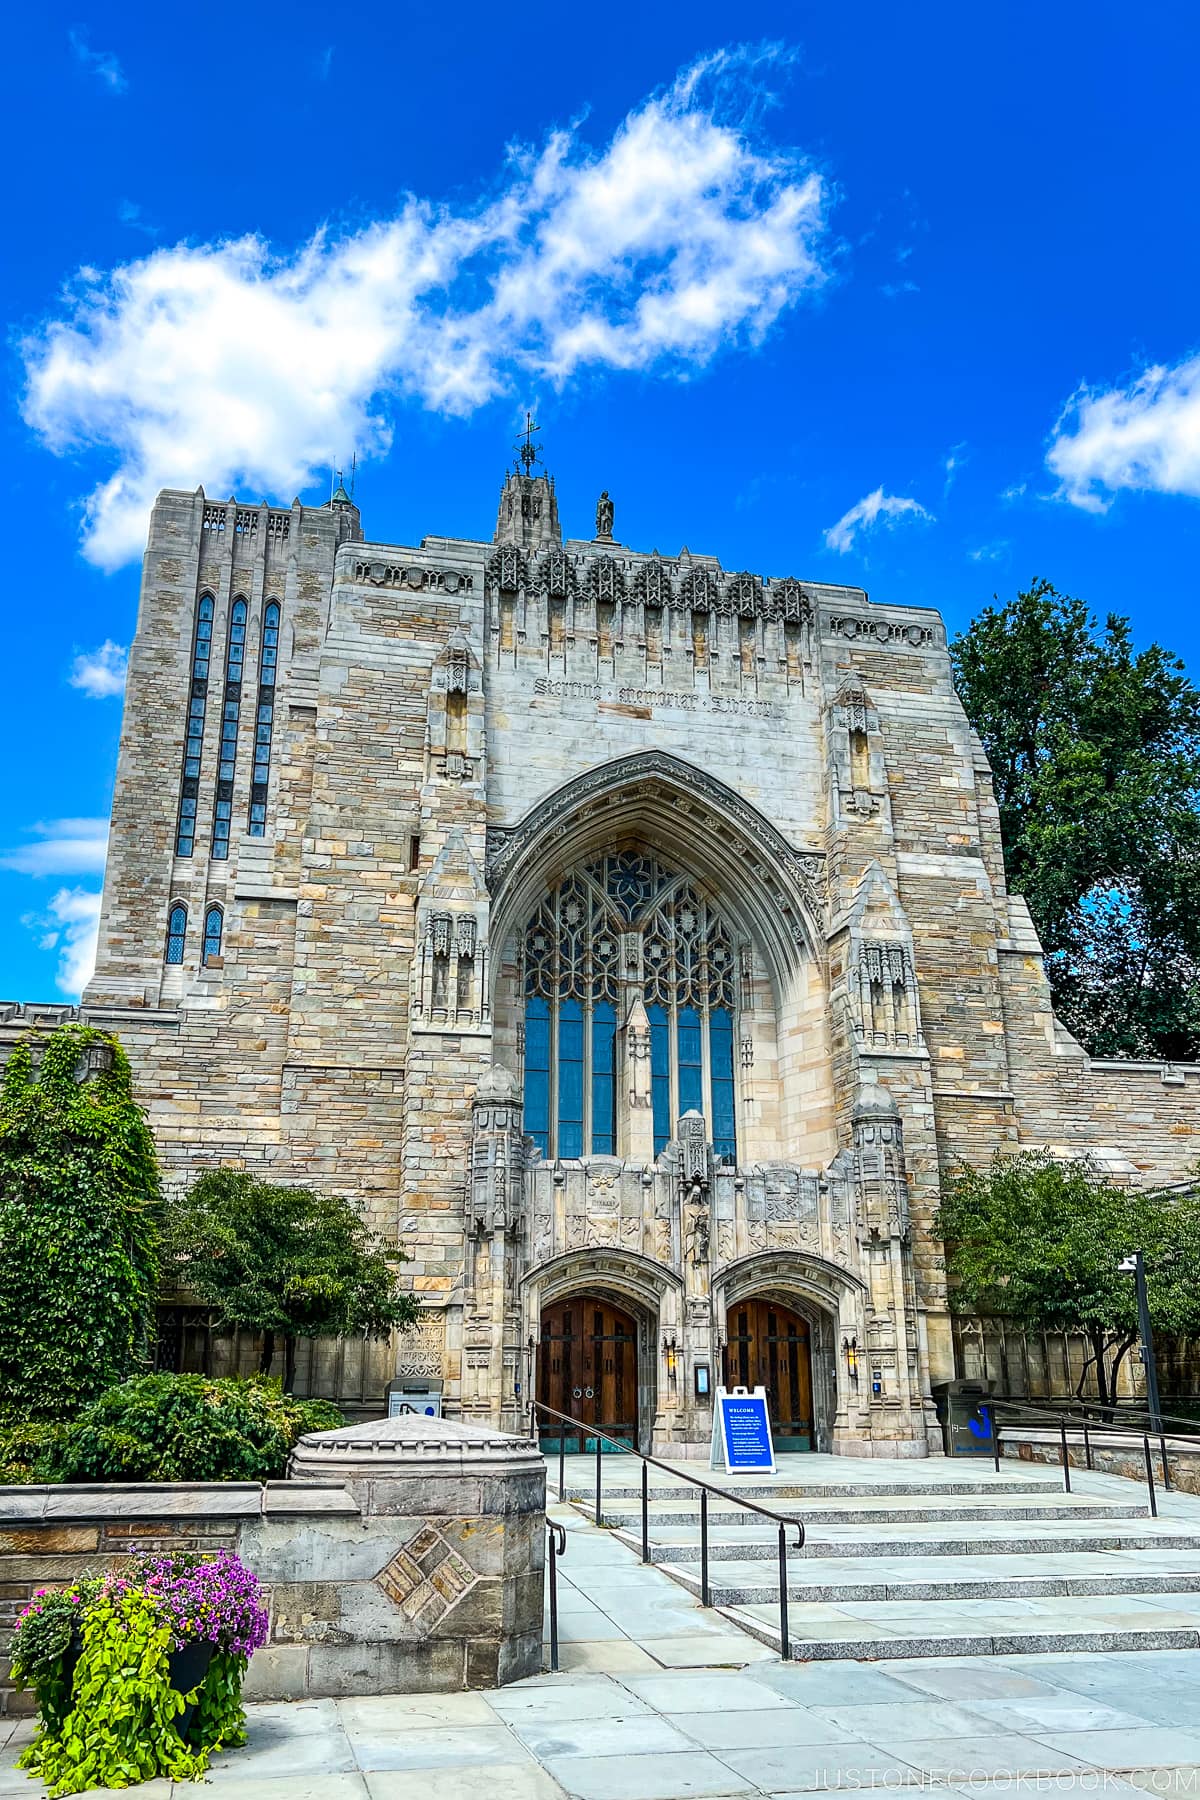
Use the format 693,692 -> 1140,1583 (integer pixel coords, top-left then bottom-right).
168,1640 -> 214,1741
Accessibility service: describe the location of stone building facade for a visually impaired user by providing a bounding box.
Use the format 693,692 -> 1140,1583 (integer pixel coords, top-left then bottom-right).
26,457 -> 1200,1456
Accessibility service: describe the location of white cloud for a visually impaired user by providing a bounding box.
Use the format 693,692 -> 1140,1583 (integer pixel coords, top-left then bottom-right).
968,540 -> 1009,563
1000,480 -> 1027,502
824,486 -> 933,554
316,45 -> 333,79
68,640 -> 128,698
21,888 -> 102,997
69,28 -> 127,94
0,819 -> 109,878
880,279 -> 918,298
1047,353 -> 1200,512
23,47 -> 830,569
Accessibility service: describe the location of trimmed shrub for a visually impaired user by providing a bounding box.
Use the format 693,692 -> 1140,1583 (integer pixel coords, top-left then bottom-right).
0,1421 -> 70,1484
39,1374 -> 343,1484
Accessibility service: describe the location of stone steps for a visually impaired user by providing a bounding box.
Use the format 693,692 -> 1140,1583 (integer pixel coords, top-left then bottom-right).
615,1522 -> 1200,1562
564,1475 -> 1058,1502
719,1591 -> 1200,1662
597,1495 -> 1147,1529
659,1548 -> 1200,1605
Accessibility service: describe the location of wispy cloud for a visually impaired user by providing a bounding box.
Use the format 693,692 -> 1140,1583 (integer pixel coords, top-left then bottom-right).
1000,480 -> 1027,503
968,540 -> 1009,563
824,486 -> 933,554
880,279 -> 918,298
69,28 -> 127,94
943,442 -> 967,494
23,47 -> 831,569
0,819 -> 109,878
1047,352 -> 1200,513
316,45 -> 333,79
68,640 -> 128,698
118,199 -> 158,239
22,888 -> 102,996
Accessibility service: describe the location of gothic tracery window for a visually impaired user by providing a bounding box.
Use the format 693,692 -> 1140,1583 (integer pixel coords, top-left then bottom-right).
176,595 -> 214,857
248,602 -> 279,836
212,598 -> 247,859
203,906 -> 224,963
522,850 -> 739,1163
165,903 -> 187,965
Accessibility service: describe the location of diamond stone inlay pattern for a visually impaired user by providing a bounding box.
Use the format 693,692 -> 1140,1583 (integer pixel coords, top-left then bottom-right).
377,1526 -> 478,1624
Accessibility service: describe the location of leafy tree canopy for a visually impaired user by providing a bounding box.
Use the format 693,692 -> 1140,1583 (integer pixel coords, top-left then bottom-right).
164,1169 -> 418,1389
951,580 -> 1200,1058
0,1025 -> 160,1424
935,1151 -> 1200,1405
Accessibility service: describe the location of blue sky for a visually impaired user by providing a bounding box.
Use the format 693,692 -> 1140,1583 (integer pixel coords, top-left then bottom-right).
4,1 -> 1200,999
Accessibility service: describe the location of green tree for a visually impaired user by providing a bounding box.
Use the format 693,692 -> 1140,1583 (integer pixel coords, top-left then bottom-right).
950,580 -> 1200,1058
164,1170 -> 418,1390
935,1152 -> 1200,1406
0,1025 -> 160,1424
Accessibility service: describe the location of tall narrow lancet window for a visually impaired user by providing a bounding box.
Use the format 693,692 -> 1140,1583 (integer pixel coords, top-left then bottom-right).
248,602 -> 279,836
176,595 -> 214,856
213,599 -> 247,859
521,851 -> 739,1163
165,904 -> 187,965
203,906 -> 223,963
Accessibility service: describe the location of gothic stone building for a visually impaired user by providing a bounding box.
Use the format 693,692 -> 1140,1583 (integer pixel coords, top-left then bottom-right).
46,462 -> 1200,1456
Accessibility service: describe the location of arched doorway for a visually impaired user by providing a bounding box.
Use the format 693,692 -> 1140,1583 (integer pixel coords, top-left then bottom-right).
723,1298 -> 814,1451
538,1294 -> 639,1452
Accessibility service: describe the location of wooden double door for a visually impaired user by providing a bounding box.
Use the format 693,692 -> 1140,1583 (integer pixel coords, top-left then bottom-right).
538,1295 -> 639,1450
723,1299 -> 814,1450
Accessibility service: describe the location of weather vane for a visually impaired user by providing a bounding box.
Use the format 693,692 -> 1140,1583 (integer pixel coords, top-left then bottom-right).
514,410 -> 542,475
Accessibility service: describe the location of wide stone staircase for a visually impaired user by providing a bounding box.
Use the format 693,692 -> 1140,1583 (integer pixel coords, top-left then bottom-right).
559,1458 -> 1200,1661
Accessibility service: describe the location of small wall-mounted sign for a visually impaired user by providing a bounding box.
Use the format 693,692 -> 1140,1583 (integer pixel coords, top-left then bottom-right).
694,1363 -> 711,1399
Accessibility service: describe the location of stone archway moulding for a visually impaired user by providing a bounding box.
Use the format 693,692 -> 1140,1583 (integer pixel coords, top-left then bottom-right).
485,751 -> 826,987
714,1249 -> 868,1319
522,1247 -> 685,1319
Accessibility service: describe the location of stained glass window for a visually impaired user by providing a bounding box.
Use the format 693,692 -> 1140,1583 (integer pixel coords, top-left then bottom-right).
203,906 -> 223,963
213,599 -> 246,860
522,850 -> 739,1162
248,602 -> 279,836
165,904 -> 187,965
176,595 -> 214,857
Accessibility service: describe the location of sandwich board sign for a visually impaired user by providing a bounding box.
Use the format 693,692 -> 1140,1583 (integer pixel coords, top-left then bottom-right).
710,1385 -> 776,1474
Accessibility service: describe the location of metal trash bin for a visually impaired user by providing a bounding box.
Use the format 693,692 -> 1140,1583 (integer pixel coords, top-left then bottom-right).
931,1379 -> 996,1456
386,1379 -> 443,1419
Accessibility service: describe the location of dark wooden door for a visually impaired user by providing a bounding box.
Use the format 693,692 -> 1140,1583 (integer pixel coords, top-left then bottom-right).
723,1299 -> 813,1450
539,1296 -> 638,1450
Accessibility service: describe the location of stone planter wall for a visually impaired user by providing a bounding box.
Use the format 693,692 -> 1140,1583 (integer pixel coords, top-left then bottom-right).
1002,1429 -> 1200,1495
0,1416 -> 545,1715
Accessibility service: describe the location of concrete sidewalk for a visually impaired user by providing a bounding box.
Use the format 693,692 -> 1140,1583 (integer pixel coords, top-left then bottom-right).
6,1486 -> 1200,1798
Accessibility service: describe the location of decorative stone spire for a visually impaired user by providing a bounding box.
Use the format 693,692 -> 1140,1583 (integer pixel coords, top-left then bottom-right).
493,413 -> 561,551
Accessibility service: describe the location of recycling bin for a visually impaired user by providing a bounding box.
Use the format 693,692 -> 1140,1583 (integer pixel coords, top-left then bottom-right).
931,1378 -> 996,1456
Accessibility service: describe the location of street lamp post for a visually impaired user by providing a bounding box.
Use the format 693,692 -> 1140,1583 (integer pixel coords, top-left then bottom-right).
1118,1251 -> 1162,1434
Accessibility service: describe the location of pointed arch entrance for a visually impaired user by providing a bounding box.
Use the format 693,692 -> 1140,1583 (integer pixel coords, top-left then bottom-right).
723,1297 -> 815,1451
538,1293 -> 639,1451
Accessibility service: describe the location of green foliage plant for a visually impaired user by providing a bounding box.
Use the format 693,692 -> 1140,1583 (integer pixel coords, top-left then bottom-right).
0,1025 -> 160,1424
165,1168 -> 419,1389
16,1587 -> 215,1796
935,1151 -> 1200,1405
40,1373 -> 343,1484
0,1421 -> 70,1483
951,581 -> 1200,1059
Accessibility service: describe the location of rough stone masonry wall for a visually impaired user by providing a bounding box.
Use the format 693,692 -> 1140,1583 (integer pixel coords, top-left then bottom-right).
0,1421 -> 546,1713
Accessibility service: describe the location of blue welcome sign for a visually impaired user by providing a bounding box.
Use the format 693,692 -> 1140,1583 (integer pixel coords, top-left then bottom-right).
710,1385 -> 777,1474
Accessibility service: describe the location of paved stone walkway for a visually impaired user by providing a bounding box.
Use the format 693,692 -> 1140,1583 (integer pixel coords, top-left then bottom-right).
6,1482 -> 1200,1798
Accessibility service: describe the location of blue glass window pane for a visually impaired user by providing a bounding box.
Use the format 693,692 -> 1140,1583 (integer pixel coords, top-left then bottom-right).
591,1001 -> 616,1155
558,998 -> 584,1157
678,1005 -> 704,1118
166,905 -> 187,963
710,1008 -> 737,1163
203,908 -> 223,960
524,996 -> 550,1156
649,1002 -> 671,1156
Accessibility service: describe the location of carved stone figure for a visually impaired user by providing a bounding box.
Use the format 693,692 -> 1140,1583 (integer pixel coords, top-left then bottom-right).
595,491 -> 614,538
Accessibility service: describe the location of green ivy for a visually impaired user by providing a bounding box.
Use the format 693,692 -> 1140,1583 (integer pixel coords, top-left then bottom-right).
0,1025 -> 160,1425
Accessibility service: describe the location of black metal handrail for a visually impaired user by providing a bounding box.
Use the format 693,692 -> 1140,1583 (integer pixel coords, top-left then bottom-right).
545,1519 -> 567,1672
988,1396 -> 1187,1516
532,1399 -> 804,1658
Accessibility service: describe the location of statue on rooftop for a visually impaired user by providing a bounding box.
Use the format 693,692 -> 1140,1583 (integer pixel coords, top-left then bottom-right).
595,491 -> 614,538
